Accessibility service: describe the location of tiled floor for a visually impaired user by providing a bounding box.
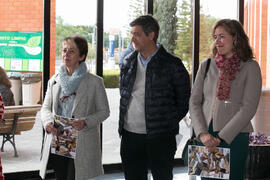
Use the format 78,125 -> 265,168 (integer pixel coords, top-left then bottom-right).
92,167 -> 198,180
44,167 -> 198,180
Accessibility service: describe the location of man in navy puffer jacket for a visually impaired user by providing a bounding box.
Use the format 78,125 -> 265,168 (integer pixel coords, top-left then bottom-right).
119,15 -> 191,180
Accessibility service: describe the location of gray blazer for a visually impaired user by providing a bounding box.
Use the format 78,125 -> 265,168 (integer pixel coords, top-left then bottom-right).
189,58 -> 262,144
40,73 -> 110,180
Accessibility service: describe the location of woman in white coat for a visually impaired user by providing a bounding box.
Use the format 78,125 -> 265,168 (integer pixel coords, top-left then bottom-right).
40,35 -> 110,180
189,19 -> 262,180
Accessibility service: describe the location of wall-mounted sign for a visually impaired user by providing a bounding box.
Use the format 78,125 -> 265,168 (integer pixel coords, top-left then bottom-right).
0,31 -> 42,72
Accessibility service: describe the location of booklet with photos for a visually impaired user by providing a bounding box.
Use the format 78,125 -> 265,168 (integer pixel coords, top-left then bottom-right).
188,145 -> 230,179
51,115 -> 77,159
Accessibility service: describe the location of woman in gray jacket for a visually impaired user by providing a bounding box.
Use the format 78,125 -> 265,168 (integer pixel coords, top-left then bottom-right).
189,19 -> 262,180
40,36 -> 110,180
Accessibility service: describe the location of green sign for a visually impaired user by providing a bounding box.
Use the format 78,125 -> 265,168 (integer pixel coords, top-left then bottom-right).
0,31 -> 42,72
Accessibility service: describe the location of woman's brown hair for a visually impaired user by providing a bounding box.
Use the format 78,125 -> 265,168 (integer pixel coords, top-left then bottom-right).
211,19 -> 254,61
63,35 -> 88,62
0,67 -> 11,88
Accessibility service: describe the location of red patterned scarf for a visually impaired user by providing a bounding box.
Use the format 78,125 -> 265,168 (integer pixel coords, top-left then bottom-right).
0,153 -> 3,180
0,94 -> 4,120
0,94 -> 4,180
215,53 -> 241,100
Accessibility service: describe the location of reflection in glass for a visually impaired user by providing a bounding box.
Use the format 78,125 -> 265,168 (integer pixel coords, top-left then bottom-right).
153,0 -> 237,160
153,0 -> 194,159
102,0 -> 144,164
0,0 -> 46,174
200,0 -> 237,62
55,0 -> 97,74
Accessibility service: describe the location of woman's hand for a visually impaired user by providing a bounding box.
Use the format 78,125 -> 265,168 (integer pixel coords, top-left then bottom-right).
72,119 -> 86,131
199,133 -> 221,148
45,123 -> 57,136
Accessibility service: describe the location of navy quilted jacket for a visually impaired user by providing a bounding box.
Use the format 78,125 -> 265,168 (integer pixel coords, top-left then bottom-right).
119,45 -> 191,138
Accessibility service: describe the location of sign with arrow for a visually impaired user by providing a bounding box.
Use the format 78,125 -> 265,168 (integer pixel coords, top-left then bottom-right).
0,31 -> 42,72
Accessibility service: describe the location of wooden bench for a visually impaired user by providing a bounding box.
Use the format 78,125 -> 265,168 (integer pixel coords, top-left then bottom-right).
0,105 -> 41,157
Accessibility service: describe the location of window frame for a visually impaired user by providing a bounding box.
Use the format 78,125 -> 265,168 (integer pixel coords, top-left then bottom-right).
42,0 -> 244,171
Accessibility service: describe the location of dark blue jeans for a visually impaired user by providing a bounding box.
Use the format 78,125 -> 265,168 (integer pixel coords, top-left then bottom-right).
199,122 -> 249,180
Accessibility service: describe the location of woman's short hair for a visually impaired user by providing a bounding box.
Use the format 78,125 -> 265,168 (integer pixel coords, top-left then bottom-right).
0,67 -> 11,88
211,19 -> 254,61
130,15 -> 160,43
63,35 -> 88,62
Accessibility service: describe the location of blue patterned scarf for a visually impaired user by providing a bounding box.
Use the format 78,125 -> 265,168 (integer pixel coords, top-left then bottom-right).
57,62 -> 87,117
58,62 -> 87,96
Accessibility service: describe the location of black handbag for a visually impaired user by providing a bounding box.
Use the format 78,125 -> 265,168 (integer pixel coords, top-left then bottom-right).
182,131 -> 197,166
181,58 -> 211,166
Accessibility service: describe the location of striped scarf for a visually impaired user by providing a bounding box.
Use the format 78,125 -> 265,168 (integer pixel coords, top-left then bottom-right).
0,94 -> 4,120
0,154 -> 3,180
0,94 -> 4,180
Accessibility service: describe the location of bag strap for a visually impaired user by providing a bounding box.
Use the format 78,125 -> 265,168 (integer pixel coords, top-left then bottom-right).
191,130 -> 196,139
204,58 -> 211,79
191,58 -> 211,139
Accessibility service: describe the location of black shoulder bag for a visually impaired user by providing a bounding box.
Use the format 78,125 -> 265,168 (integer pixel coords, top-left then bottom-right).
181,58 -> 211,166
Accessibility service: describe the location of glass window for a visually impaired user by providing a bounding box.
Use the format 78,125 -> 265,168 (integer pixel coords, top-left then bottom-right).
153,0 -> 194,159
0,0 -> 45,174
102,0 -> 145,164
1,0 -> 97,175
154,0 -> 238,159
199,0 -> 237,61
55,0 -> 97,74
0,0 -> 247,177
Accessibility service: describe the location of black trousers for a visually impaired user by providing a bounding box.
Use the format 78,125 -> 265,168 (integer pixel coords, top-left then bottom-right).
49,153 -> 75,180
120,129 -> 176,180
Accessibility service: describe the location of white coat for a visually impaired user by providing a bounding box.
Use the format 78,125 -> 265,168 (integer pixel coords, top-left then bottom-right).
40,73 -> 110,180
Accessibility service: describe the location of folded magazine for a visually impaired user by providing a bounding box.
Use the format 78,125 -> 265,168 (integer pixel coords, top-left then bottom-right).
51,115 -> 77,159
188,145 -> 230,179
